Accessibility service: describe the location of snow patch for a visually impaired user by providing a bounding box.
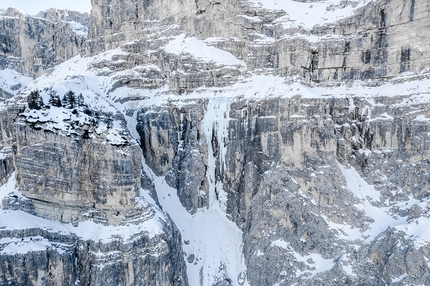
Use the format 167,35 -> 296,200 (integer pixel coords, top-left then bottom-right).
0,172 -> 16,210
271,239 -> 289,249
0,207 -> 165,243
337,162 -> 380,202
337,162 -> 407,242
0,69 -> 33,97
249,0 -> 371,30
270,239 -> 335,277
0,236 -> 70,255
65,21 -> 88,38
369,112 -> 394,122
413,115 -> 430,122
165,34 -> 246,67
0,176 -> 166,246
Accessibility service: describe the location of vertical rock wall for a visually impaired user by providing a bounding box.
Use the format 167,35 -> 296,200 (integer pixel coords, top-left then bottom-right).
0,8 -> 88,77
136,93 -> 430,285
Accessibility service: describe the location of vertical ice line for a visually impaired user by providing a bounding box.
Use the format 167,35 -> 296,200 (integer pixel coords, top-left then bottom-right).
202,98 -> 230,209
119,96 -> 248,286
178,112 -> 185,152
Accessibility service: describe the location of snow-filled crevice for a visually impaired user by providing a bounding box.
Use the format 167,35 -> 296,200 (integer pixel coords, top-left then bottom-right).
135,97 -> 248,286
335,162 -> 408,242
142,157 -> 248,286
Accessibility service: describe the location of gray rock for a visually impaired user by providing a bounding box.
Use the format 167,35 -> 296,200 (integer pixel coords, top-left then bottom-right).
2,0 -> 430,285
0,8 -> 88,77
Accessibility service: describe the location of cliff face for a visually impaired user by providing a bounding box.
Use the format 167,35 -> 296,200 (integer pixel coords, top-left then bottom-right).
0,8 -> 89,77
1,0 -> 430,285
86,0 -> 430,83
0,115 -> 188,285
13,122 -> 142,225
136,83 -> 430,285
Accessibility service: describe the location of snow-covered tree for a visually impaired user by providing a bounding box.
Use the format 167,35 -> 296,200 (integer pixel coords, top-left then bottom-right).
48,90 -> 62,107
27,90 -> 44,110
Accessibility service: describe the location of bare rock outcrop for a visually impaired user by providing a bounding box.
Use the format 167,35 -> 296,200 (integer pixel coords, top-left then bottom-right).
0,8 -> 89,77
1,0 -> 430,285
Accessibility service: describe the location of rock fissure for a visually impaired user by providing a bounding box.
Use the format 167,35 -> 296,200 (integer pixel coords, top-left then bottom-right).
1,0 -> 430,285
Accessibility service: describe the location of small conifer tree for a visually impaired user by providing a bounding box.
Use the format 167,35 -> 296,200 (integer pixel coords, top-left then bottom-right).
27,90 -> 44,110
63,90 -> 76,108
48,91 -> 62,107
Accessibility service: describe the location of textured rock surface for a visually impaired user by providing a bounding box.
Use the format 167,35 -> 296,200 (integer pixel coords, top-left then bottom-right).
86,0 -> 430,85
13,121 -> 142,225
0,213 -> 187,285
135,84 -> 430,285
0,8 -> 88,77
1,0 -> 430,285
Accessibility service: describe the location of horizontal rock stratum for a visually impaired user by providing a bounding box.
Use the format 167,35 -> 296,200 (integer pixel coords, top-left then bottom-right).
0,0 -> 430,285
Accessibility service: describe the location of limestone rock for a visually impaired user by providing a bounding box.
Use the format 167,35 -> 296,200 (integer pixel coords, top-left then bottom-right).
0,8 -> 88,77
2,0 -> 430,285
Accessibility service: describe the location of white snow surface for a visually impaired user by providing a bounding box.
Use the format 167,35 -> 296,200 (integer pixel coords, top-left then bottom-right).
413,114 -> 430,122
65,20 -> 88,38
270,239 -> 335,277
134,72 -> 430,106
165,34 -> 246,67
248,0 -> 372,30
0,69 -> 33,96
0,236 -> 70,255
0,207 -> 164,243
